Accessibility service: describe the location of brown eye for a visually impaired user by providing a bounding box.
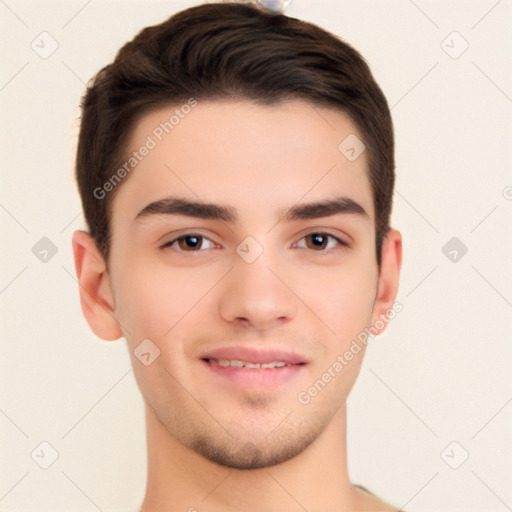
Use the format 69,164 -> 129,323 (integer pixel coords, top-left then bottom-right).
177,235 -> 203,251
161,234 -> 216,252
295,232 -> 346,251
305,233 -> 328,250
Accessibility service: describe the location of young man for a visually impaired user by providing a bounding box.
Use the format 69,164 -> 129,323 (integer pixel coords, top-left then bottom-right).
72,2 -> 402,510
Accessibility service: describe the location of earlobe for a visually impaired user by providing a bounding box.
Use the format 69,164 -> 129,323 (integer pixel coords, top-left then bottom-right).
72,230 -> 123,341
370,228 -> 402,335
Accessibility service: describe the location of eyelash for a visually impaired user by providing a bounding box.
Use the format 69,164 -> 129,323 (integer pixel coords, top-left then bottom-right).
159,232 -> 348,253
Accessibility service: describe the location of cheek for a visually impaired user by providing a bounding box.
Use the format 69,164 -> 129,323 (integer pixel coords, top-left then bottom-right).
111,255 -> 221,342
304,264 -> 376,342
110,254 -> 169,339
298,265 -> 375,401
111,262 -> 199,404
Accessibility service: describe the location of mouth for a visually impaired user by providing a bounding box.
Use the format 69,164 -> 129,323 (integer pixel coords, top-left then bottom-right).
201,356 -> 307,389
203,357 -> 303,369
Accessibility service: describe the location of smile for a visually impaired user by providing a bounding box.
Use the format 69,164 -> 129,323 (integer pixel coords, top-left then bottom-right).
201,358 -> 306,389
205,358 -> 294,368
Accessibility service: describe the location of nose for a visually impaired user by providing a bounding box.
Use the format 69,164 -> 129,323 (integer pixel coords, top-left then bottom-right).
218,252 -> 298,330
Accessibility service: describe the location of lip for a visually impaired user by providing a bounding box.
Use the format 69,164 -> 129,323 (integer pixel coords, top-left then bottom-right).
200,346 -> 308,390
201,359 -> 306,389
200,346 -> 307,365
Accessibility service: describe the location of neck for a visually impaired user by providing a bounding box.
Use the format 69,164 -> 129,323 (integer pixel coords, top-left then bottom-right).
140,402 -> 358,512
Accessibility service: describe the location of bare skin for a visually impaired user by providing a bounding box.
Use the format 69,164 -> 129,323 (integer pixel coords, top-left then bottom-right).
73,99 -> 402,511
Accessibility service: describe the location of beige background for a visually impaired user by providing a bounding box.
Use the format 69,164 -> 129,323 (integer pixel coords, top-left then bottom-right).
1,0 -> 511,510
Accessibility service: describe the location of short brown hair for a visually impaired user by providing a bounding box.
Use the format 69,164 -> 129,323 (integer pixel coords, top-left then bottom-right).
75,1 -> 394,267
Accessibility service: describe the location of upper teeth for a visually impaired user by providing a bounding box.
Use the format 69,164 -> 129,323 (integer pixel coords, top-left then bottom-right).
209,358 -> 289,368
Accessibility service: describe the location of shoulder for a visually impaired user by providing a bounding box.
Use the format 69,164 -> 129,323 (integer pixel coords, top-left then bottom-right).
353,484 -> 401,511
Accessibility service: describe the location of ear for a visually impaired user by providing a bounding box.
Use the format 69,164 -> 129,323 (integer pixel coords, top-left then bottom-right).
72,230 -> 123,341
370,228 -> 402,335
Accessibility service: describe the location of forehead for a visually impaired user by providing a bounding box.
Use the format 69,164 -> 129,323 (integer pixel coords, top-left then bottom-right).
110,99 -> 374,227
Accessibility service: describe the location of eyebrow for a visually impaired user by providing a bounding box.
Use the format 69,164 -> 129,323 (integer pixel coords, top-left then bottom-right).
134,196 -> 368,223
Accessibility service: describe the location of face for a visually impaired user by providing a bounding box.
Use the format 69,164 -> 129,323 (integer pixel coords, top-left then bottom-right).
98,100 -> 390,469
